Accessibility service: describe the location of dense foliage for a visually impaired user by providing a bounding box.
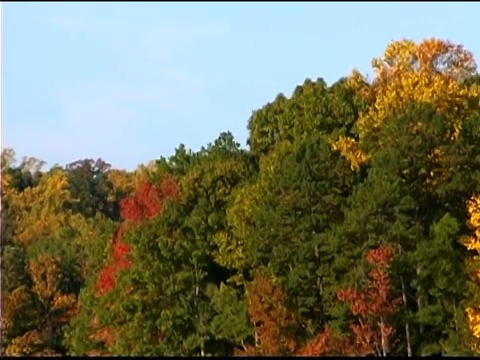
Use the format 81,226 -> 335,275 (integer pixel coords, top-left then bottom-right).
3,38 -> 480,356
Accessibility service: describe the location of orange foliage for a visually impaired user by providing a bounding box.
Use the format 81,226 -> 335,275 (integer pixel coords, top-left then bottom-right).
299,245 -> 401,357
298,326 -> 350,356
86,350 -> 113,357
336,245 -> 401,356
236,273 -> 297,356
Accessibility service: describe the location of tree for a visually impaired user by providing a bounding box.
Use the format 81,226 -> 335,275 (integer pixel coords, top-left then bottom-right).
66,176 -> 181,355
337,245 -> 401,356
335,38 -> 480,171
65,158 -> 120,220
237,272 -> 297,356
299,246 -> 401,357
6,168 -> 80,246
247,78 -> 362,158
464,192 -> 480,353
3,255 -> 78,356
343,102 -> 478,355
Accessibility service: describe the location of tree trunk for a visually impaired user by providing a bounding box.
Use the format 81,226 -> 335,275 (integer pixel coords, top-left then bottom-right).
246,287 -> 260,349
400,276 -> 412,357
416,265 -> 424,336
314,245 -> 323,294
380,317 -> 387,357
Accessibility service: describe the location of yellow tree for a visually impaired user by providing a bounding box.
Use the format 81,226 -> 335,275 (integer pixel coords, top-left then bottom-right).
5,255 -> 78,356
214,182 -> 260,284
213,140 -> 292,286
1,148 -> 15,192
2,286 -> 35,355
7,168 -> 81,246
334,38 -> 479,171
2,159 -> 112,355
106,169 -> 136,203
1,149 -> 18,242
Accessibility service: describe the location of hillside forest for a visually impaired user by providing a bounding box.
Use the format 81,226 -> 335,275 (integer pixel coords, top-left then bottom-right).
4,38 -> 480,356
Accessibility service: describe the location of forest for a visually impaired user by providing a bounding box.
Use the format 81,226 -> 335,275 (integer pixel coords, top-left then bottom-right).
3,38 -> 480,356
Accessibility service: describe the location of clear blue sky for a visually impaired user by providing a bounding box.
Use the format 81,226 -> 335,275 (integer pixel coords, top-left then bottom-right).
4,2 -> 480,170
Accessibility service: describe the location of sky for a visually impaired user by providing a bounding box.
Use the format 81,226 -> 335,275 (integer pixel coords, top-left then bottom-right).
3,2 -> 480,170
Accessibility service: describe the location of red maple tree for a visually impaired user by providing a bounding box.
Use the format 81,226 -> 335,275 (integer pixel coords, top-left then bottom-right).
91,176 -> 181,352
97,176 -> 181,295
119,176 -> 181,222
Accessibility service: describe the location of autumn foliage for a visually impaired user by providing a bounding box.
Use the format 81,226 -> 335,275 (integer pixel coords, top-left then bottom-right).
97,177 -> 181,295
239,248 -> 400,357
337,245 -> 401,356
298,326 -> 350,356
236,273 -> 297,356
334,38 -> 479,171
119,177 -> 181,223
300,245 -> 400,356
3,37 -> 480,357
89,177 -> 181,352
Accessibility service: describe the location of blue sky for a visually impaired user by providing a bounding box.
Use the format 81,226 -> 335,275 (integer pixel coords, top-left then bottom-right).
4,2 -> 480,170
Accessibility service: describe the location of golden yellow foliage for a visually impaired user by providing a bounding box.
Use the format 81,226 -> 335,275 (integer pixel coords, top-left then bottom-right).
31,348 -> 61,356
29,256 -> 62,304
332,136 -> 368,172
8,169 -> 83,245
29,255 -> 79,319
107,169 -> 136,202
1,149 -> 15,197
5,330 -> 43,356
335,38 -> 480,171
2,286 -> 32,337
30,255 -> 79,318
464,195 -> 480,351
4,256 -> 79,355
214,182 -> 261,281
1,171 -> 13,195
52,293 -> 79,322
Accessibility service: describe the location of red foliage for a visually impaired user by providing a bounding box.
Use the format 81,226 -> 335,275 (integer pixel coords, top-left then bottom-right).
96,236 -> 134,295
120,177 -> 181,222
97,263 -> 117,294
97,176 -> 181,296
112,238 -> 131,262
336,244 -> 401,356
97,241 -> 133,295
91,177 -> 182,351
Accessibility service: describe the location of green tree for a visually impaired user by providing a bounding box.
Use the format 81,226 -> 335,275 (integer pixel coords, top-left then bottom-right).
246,132 -> 359,342
65,158 -> 119,220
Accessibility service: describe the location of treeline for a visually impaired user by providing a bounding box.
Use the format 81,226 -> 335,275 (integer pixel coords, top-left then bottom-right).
3,38 -> 480,356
